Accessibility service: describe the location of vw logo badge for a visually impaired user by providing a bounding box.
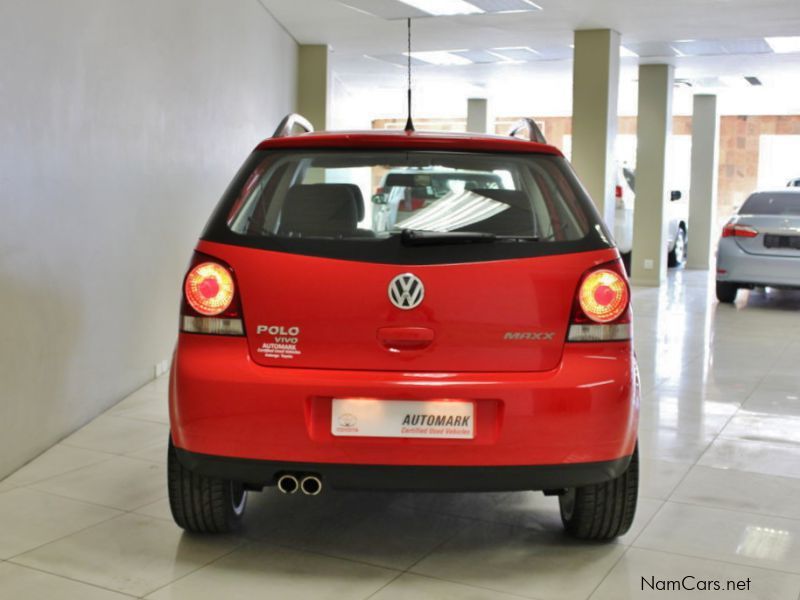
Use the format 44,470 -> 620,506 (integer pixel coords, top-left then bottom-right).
388,273 -> 424,310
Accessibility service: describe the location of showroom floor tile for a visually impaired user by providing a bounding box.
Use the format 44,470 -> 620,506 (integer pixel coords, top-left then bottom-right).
1,270 -> 800,599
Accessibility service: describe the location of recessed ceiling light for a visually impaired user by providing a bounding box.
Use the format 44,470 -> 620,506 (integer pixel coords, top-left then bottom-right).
467,0 -> 542,12
407,50 -> 474,65
366,53 -> 429,67
491,46 -> 540,61
765,36 -> 800,54
397,0 -> 483,16
620,46 -> 638,58
339,0 -> 428,19
451,49 -> 508,63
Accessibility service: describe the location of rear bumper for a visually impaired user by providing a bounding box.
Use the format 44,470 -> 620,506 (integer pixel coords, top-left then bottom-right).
717,238 -> 800,288
176,447 -> 633,491
170,334 -> 638,488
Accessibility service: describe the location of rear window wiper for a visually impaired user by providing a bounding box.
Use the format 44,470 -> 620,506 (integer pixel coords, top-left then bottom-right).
399,229 -> 538,246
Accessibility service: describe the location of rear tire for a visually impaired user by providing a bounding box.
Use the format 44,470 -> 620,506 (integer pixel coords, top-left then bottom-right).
167,437 -> 247,533
559,445 -> 638,541
716,281 -> 738,304
668,227 -> 686,268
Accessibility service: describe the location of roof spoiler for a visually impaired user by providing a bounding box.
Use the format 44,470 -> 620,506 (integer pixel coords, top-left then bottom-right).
507,118 -> 547,144
272,113 -> 314,138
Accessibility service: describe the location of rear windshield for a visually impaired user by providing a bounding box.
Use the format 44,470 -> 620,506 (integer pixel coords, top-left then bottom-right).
740,192 -> 800,216
203,150 -> 611,264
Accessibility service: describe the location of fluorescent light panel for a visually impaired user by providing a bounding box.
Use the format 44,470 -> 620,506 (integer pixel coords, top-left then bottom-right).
366,54 -> 429,66
397,0 -> 483,15
534,46 -> 573,60
396,0 -> 540,16
721,38 -> 772,54
620,46 -> 638,58
339,0 -> 428,19
491,46 -> 539,61
467,0 -> 542,12
451,49 -> 507,63
407,50 -> 473,65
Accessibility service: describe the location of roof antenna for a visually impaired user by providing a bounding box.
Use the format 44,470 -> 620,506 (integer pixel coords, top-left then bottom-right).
404,17 -> 415,132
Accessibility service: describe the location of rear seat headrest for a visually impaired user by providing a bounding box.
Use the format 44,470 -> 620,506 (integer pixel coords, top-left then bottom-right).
279,184 -> 364,237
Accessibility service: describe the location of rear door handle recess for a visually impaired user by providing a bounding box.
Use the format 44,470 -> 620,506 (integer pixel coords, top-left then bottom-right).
377,327 -> 434,351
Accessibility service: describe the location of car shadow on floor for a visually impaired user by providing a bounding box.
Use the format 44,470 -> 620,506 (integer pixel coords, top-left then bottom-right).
221,488 -> 607,563
171,488 -> 626,598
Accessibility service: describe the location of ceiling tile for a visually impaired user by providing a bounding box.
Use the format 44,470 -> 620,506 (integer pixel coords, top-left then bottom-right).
624,41 -> 680,58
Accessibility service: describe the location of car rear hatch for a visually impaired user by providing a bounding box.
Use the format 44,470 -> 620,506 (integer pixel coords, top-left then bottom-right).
200,241 -> 608,372
197,143 -> 616,373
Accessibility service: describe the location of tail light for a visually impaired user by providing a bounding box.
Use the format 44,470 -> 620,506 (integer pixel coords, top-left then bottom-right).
181,252 -> 244,336
614,185 -> 624,209
722,223 -> 758,238
568,260 -> 631,342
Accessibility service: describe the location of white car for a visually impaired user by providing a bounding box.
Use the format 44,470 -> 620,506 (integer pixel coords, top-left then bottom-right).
787,178 -> 800,187
613,165 -> 688,272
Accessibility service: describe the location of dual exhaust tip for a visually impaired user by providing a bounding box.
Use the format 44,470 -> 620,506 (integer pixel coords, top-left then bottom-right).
277,474 -> 322,496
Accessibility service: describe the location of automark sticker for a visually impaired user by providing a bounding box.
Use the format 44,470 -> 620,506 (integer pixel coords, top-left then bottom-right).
256,325 -> 301,360
331,399 -> 474,439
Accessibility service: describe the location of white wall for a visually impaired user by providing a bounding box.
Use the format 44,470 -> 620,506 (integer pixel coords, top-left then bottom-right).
0,0 -> 297,478
758,135 -> 800,189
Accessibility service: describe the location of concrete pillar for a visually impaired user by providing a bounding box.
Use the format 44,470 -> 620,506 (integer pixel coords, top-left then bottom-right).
571,29 -> 620,227
297,45 -> 330,131
687,94 -> 719,270
631,64 -> 675,286
467,98 -> 490,134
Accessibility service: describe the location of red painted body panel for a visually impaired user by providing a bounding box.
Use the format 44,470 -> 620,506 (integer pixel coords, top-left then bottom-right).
196,240 -> 619,372
255,130 -> 563,156
170,334 -> 637,466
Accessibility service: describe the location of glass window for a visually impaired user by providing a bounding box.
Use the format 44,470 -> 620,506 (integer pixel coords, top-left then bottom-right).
226,151 -> 595,242
740,192 -> 800,216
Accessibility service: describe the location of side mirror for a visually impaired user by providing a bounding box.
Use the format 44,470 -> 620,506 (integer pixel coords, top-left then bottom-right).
372,193 -> 388,205
670,190 -> 682,201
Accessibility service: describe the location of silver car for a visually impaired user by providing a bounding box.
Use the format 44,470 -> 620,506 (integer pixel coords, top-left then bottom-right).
716,190 -> 800,303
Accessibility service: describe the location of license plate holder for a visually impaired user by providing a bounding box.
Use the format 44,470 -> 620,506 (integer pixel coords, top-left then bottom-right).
331,399 -> 474,439
764,234 -> 800,249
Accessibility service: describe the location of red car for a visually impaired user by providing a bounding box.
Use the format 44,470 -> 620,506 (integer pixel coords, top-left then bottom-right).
168,115 -> 639,540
